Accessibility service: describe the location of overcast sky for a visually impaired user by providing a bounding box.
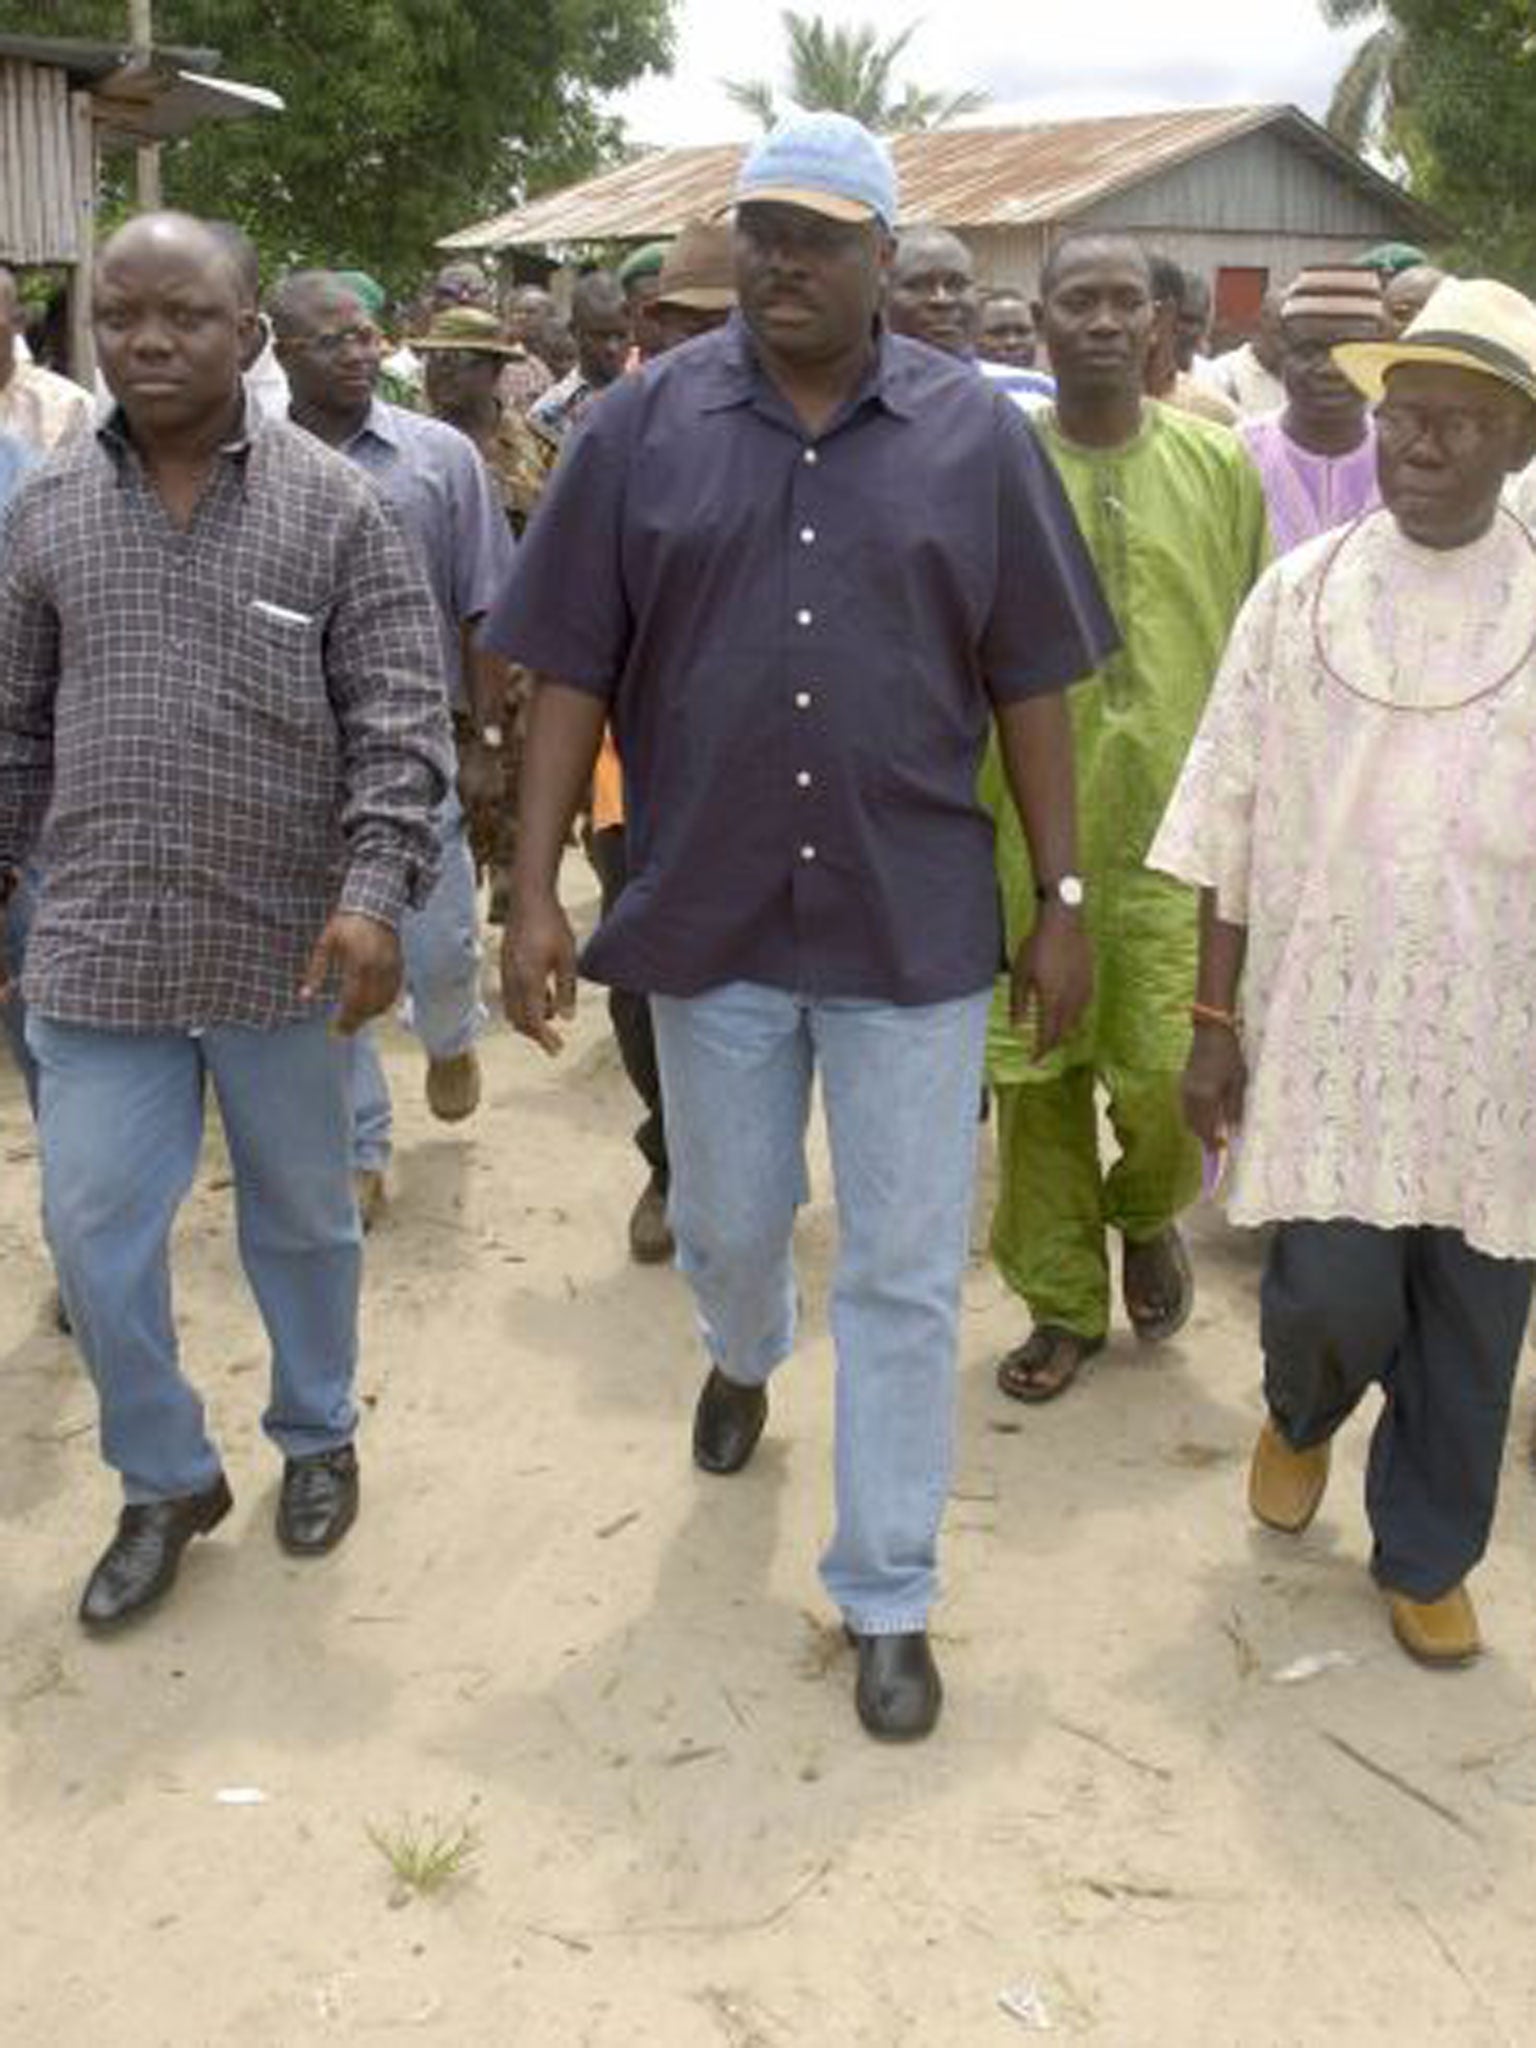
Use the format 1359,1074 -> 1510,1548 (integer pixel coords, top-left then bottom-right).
607,1 -> 1361,146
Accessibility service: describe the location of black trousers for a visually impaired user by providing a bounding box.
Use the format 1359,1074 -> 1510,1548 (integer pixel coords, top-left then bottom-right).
1261,1219 -> 1533,1599
587,825 -> 668,1190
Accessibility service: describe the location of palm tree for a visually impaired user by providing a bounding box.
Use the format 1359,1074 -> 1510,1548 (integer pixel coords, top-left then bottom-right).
1320,0 -> 1408,153
723,10 -> 988,133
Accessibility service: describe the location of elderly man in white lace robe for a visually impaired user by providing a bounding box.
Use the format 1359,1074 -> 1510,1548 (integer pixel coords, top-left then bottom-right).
1150,277 -> 1536,1670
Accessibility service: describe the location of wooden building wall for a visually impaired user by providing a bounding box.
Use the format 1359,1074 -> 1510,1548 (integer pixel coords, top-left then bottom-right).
1077,126 -> 1403,242
1,57 -> 89,265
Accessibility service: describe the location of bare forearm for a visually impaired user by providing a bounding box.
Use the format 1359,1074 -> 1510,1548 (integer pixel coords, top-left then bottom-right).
466,638 -> 511,736
1195,890 -> 1248,1010
511,678 -> 607,907
994,691 -> 1080,885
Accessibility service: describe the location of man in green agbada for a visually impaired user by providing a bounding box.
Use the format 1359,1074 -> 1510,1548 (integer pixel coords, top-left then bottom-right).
982,234 -> 1269,1401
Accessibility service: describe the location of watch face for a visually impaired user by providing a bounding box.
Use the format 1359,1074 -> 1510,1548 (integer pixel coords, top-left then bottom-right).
1059,875 -> 1085,908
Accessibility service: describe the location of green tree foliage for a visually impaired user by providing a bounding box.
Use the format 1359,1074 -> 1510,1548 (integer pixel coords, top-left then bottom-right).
7,0 -> 675,291
1320,0 -> 1536,287
1389,0 -> 1536,287
723,9 -> 986,132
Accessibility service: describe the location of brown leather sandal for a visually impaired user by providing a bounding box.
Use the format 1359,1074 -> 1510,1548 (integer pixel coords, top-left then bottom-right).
1122,1226 -> 1194,1343
996,1324 -> 1105,1404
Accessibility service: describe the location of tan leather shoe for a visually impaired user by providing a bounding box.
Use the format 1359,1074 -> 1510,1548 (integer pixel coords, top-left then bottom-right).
354,1168 -> 387,1235
1248,1417 -> 1330,1532
1385,1583 -> 1481,1668
426,1048 -> 482,1122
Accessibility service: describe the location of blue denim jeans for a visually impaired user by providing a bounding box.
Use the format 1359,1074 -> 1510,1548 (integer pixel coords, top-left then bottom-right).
651,980 -> 990,1634
27,1013 -> 361,1503
349,788 -> 486,1171
1,867 -> 37,1112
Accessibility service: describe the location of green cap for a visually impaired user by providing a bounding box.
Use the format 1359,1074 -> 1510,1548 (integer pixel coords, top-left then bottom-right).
618,241 -> 669,291
1358,242 -> 1428,278
334,269 -> 386,316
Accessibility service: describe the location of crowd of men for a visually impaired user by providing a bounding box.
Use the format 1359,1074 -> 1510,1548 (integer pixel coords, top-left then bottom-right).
2,108 -> 1534,1742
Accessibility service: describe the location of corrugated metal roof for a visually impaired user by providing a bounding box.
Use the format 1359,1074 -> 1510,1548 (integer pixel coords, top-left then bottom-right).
443,103 -> 1436,252
440,142 -> 744,251
93,68 -> 284,146
0,34 -> 282,145
895,106 -> 1273,225
0,33 -> 220,83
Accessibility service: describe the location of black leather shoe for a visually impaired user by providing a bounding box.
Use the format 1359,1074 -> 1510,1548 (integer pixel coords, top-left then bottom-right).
277,1444 -> 359,1555
692,1367 -> 768,1475
852,1630 -> 943,1741
78,1475 -> 233,1633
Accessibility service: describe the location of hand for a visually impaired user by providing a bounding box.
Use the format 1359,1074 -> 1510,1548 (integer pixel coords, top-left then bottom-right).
1182,1022 -> 1247,1148
300,912 -> 402,1035
1010,904 -> 1092,1059
456,737 -> 507,870
501,890 -> 577,1055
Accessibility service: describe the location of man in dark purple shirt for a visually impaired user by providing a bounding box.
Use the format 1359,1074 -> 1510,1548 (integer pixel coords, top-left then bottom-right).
490,113 -> 1114,1742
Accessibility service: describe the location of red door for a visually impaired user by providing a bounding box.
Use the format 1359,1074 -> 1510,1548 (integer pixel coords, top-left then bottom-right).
1215,266 -> 1269,343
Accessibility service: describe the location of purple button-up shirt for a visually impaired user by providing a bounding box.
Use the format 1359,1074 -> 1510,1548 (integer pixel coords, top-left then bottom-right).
488,317 -> 1115,1005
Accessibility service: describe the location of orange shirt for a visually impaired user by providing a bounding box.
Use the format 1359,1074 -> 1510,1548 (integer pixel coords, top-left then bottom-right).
591,728 -> 625,831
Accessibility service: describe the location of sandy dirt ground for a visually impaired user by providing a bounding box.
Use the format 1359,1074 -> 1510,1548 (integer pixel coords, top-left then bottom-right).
5,858 -> 1536,2047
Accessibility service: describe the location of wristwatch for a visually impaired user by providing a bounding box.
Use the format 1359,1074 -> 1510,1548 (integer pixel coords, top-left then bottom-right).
1034,873 -> 1086,910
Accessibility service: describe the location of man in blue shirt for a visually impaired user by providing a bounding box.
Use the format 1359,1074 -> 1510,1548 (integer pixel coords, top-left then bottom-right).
273,274 -> 515,1226
887,224 -> 1055,404
492,113 -> 1114,1741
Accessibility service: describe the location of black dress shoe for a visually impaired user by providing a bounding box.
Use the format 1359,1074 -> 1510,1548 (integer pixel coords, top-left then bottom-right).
278,1444 -> 359,1555
692,1366 -> 768,1475
78,1475 -> 233,1633
852,1629 -> 943,1741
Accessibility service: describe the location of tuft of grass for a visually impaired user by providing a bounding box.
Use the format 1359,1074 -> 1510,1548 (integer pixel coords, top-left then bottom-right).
365,1811 -> 481,1904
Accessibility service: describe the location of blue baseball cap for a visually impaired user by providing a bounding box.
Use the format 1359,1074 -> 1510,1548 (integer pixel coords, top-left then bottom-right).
734,111 -> 898,229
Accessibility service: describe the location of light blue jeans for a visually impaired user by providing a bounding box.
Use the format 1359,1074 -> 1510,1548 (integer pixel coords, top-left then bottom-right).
651,980 -> 990,1635
27,1013 -> 361,1503
1,866 -> 38,1111
349,788 -> 486,1171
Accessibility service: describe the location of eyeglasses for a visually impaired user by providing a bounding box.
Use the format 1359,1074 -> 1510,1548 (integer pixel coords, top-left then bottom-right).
1376,399 -> 1507,456
298,324 -> 381,357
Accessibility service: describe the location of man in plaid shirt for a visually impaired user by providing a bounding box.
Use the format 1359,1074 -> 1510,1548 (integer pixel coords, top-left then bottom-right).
0,212 -> 451,1631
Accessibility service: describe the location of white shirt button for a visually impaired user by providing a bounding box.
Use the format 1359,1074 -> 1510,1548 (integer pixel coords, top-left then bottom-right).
799,525 -> 816,545
794,690 -> 812,709
803,447 -> 818,466
796,770 -> 812,788
800,844 -> 817,862
796,607 -> 813,627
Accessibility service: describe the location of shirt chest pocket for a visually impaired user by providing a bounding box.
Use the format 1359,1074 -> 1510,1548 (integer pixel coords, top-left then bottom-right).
211,600 -> 332,733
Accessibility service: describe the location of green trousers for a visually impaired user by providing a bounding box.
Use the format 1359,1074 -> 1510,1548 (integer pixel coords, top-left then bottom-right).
991,1065 -> 1202,1341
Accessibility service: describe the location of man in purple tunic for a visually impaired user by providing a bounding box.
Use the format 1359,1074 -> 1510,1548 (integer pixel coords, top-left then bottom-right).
1238,268 -> 1390,554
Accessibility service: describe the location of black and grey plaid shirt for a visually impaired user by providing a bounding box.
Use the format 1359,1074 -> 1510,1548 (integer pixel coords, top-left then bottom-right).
0,410 -> 452,1031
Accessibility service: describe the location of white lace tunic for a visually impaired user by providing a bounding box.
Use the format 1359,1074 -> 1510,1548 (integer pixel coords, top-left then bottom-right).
1149,508 -> 1536,1259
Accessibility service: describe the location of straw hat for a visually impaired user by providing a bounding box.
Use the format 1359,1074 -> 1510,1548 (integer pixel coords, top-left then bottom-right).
1334,277 -> 1536,405
412,306 -> 522,357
